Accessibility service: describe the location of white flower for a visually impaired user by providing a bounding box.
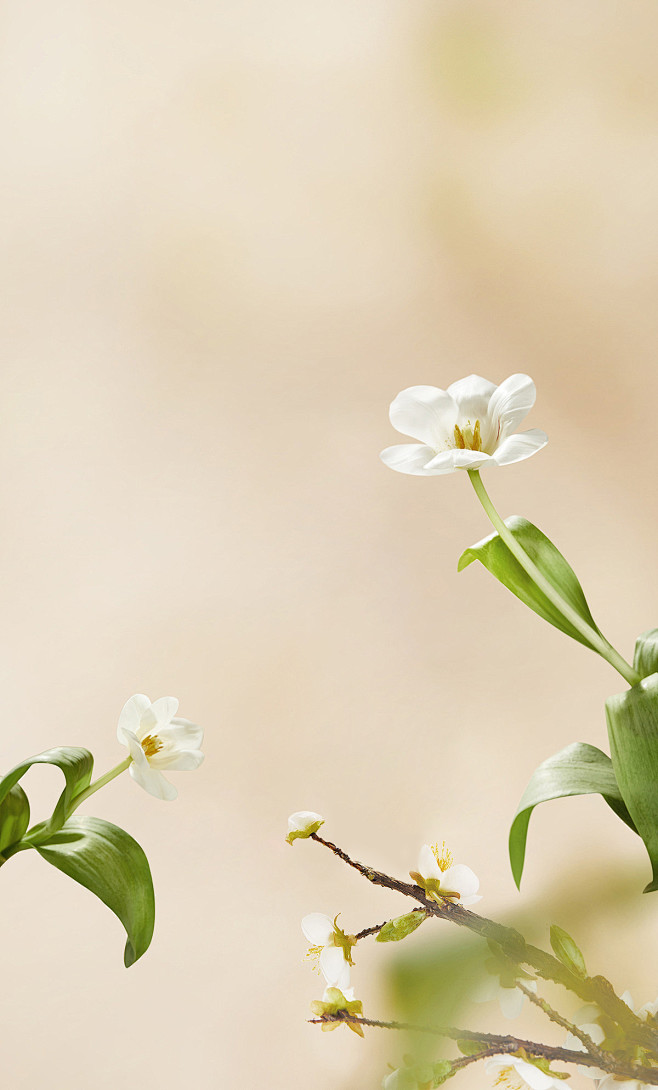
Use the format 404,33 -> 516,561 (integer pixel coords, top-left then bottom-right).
117,694 -> 204,801
485,1055 -> 564,1090
301,912 -> 355,991
474,976 -> 538,1019
410,842 -> 481,906
286,811 -> 324,845
566,992 -> 658,1083
380,373 -> 547,476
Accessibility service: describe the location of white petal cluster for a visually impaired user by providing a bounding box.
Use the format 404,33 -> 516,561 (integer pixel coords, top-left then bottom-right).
301,912 -> 353,992
286,811 -> 324,844
485,1055 -> 564,1090
380,373 -> 547,476
117,694 -> 204,801
474,976 -> 538,1019
567,991 -> 658,1088
414,843 -> 481,906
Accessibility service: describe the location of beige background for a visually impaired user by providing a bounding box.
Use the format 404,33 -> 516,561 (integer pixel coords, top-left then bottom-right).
1,2 -> 658,1087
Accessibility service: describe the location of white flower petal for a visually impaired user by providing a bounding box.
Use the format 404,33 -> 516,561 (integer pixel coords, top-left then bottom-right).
129,760 -> 178,801
447,374 -> 497,420
320,945 -> 351,990
154,719 -> 203,751
441,863 -> 479,902
152,748 -> 205,771
472,975 -> 501,1004
117,694 -> 151,740
499,986 -> 525,1019
119,728 -> 148,765
424,449 -> 492,472
513,1057 -> 560,1090
301,913 -> 335,946
149,696 -> 179,728
288,811 -> 323,833
389,386 -> 457,446
417,844 -> 441,881
380,443 -> 443,476
488,373 -> 536,436
490,429 -> 548,467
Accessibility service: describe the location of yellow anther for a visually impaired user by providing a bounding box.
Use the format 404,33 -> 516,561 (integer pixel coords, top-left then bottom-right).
431,841 -> 454,872
454,425 -> 466,449
141,734 -> 164,758
472,419 -> 482,451
305,945 -> 323,974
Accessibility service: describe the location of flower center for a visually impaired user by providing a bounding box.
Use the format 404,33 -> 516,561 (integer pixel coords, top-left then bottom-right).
141,733 -> 164,758
493,1066 -> 524,1090
454,420 -> 482,451
431,841 -> 454,872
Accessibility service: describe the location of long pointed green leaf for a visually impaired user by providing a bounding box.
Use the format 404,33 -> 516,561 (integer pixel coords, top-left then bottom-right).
36,816 -> 155,966
606,675 -> 658,893
0,747 -> 94,846
509,742 -> 637,889
458,517 -> 602,650
0,785 -> 30,855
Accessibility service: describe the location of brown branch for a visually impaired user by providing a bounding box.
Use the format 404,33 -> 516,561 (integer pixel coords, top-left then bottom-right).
310,833 -> 658,1053
516,980 -> 606,1064
355,921 -> 388,941
309,1013 -> 658,1084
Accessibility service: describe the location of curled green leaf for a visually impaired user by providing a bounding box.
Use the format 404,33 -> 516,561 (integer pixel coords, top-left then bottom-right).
509,742 -> 637,889
36,815 -> 155,967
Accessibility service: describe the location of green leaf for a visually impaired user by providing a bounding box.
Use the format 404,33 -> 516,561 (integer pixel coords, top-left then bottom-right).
509,742 -> 637,889
0,785 -> 30,855
0,747 -> 94,846
606,674 -> 658,893
458,516 -> 602,650
633,629 -> 658,681
376,911 -> 426,943
35,816 -> 155,966
549,924 -> 587,978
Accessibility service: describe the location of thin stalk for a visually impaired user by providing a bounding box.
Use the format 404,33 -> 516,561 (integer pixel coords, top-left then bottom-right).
467,470 -> 639,687
67,756 -> 132,816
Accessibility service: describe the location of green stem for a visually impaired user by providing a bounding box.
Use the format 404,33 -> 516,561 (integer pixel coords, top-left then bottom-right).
67,756 -> 132,817
467,470 -> 640,688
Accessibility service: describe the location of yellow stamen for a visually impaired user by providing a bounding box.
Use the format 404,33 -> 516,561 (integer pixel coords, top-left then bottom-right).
431,840 -> 454,872
305,945 -> 322,974
454,425 -> 466,449
493,1067 -> 523,1090
141,734 -> 163,758
472,419 -> 482,451
454,420 -> 483,451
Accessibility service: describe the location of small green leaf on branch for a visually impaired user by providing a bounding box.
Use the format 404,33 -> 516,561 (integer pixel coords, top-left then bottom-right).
549,924 -> 587,978
376,911 -> 427,943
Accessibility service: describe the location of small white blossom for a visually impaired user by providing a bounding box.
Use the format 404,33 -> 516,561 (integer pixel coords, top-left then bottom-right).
117,694 -> 203,801
410,842 -> 481,906
566,992 -> 658,1084
301,912 -> 355,991
485,1055 -> 564,1090
380,373 -> 547,476
286,811 -> 324,845
474,976 -> 538,1019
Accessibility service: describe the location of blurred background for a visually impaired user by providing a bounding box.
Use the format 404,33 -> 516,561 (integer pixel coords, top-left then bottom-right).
1,1 -> 658,1087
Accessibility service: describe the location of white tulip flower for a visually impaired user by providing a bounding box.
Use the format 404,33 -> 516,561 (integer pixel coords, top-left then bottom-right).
286,811 -> 324,845
410,842 -> 481,907
117,694 -> 204,801
380,373 -> 547,476
485,1055 -> 564,1090
301,912 -> 355,991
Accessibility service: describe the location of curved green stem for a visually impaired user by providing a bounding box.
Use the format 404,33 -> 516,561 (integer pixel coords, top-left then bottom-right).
467,471 -> 640,688
67,756 -> 132,817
